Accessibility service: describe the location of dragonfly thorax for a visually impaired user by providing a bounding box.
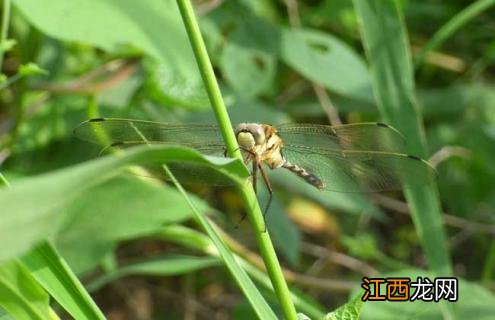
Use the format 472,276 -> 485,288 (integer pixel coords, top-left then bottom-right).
234,123 -> 285,169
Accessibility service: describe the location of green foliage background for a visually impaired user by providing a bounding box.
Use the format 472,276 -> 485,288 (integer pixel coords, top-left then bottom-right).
1,0 -> 494,319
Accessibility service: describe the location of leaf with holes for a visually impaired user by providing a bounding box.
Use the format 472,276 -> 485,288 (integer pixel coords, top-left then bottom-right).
281,28 -> 373,103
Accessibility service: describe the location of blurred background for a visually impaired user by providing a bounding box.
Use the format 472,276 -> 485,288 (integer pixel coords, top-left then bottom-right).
1,0 -> 495,319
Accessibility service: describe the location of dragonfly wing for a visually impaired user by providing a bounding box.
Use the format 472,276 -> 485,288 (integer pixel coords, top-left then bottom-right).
278,122 -> 407,153
73,118 -> 225,154
75,118 -> 241,186
282,145 -> 437,192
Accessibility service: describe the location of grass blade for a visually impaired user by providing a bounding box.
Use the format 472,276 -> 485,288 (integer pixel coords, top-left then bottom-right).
21,242 -> 105,320
0,259 -> 55,320
86,255 -> 220,292
353,0 -> 452,278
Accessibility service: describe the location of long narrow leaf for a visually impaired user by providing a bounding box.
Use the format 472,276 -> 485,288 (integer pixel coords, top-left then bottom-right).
353,0 -> 452,277
87,255 -> 220,292
21,242 -> 105,320
0,260 -> 54,320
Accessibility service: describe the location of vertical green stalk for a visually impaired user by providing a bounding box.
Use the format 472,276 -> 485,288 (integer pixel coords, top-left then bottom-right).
175,1 -> 298,319
354,2 -> 454,317
0,0 -> 11,68
354,0 -> 452,276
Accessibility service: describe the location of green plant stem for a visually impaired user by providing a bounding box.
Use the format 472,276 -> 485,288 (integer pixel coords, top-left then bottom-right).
175,1 -> 298,319
161,165 -> 277,319
0,172 -> 10,187
415,0 -> 495,67
86,94 -> 99,119
0,0 -> 11,69
175,1 -> 240,159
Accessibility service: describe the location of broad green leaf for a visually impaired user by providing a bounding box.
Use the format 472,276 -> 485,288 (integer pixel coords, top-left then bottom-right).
56,175 -> 207,273
281,28 -> 373,103
21,242 -> 105,320
143,58 -> 210,110
325,295 -> 363,320
13,0 -> 207,107
0,145 -> 249,261
228,15 -> 280,54
0,260 -> 53,320
12,0 -> 192,74
353,0 -> 451,277
219,15 -> 279,99
220,41 -> 276,99
87,255 -> 220,291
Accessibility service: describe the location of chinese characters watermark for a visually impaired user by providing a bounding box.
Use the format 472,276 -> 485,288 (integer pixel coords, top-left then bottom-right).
361,277 -> 458,302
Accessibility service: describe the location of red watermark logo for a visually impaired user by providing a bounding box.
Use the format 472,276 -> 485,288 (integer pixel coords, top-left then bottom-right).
361,277 -> 458,302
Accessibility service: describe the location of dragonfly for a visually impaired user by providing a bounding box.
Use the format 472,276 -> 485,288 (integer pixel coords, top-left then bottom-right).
74,118 -> 436,220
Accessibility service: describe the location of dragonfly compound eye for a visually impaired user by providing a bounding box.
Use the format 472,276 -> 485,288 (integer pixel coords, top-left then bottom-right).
250,125 -> 266,145
237,132 -> 255,148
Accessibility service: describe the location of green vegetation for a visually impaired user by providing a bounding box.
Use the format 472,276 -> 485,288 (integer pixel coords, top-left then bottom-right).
1,0 -> 494,319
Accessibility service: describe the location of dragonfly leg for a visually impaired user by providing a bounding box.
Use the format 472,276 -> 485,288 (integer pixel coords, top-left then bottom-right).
252,161 -> 258,194
225,146 -> 257,158
235,160 -> 259,229
259,164 -> 273,233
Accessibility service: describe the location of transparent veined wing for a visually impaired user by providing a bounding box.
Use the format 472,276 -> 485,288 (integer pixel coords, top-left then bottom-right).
282,145 -> 437,192
74,118 -> 238,186
73,118 -> 225,155
278,122 -> 407,153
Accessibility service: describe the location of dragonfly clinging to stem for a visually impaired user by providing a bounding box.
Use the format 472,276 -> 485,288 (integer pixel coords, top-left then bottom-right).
74,118 -> 437,223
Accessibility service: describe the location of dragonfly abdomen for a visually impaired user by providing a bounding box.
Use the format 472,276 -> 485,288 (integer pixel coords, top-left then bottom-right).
282,160 -> 324,190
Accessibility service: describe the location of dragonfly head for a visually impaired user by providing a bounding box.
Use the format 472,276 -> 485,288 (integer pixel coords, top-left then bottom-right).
235,123 -> 266,149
